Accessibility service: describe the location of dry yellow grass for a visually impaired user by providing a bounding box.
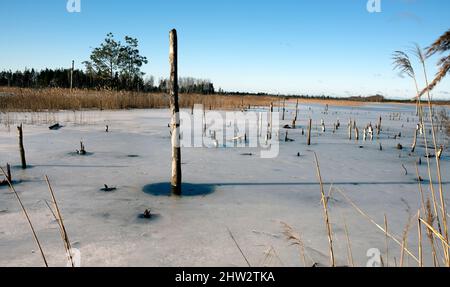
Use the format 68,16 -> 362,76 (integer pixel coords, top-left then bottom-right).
3,87 -> 440,112
0,87 -> 278,112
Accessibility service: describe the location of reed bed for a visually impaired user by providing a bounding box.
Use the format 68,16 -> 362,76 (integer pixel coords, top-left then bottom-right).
0,87 -> 277,112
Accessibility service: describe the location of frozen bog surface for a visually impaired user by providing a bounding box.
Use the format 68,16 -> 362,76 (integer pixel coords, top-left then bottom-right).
0,103 -> 449,267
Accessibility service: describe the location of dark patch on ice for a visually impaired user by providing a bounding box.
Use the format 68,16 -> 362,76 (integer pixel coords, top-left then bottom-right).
127,155 -> 139,158
10,165 -> 35,170
100,185 -> 117,192
68,151 -> 94,157
143,182 -> 215,197
137,213 -> 161,222
49,123 -> 63,130
0,179 -> 24,188
240,153 -> 254,156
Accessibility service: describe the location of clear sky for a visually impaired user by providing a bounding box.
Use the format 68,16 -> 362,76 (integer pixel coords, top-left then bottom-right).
0,0 -> 449,99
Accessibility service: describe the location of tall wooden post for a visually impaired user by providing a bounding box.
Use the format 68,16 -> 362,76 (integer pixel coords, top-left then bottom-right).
18,124 -> 27,169
169,29 -> 182,195
70,60 -> 74,92
282,98 -> 286,121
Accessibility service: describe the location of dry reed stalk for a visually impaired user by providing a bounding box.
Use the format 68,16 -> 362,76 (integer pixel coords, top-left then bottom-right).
343,218 -> 354,267
425,199 -> 439,267
419,217 -> 450,253
281,222 -> 309,267
416,46 -> 449,265
418,210 -> 423,267
0,167 -> 48,267
415,163 -> 427,216
313,152 -> 335,267
226,227 -> 251,267
45,175 -> 74,267
261,245 -> 284,267
400,215 -> 413,267
384,214 -> 389,267
393,50 -> 444,260
335,187 -> 420,264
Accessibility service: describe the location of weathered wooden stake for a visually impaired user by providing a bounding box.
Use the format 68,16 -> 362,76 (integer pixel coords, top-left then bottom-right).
411,129 -> 418,153
259,112 -> 263,137
70,60 -> 74,92
307,119 -> 312,146
169,29 -> 182,195
268,103 -> 273,140
17,124 -> 27,169
377,116 -> 382,135
282,98 -> 286,121
6,163 -> 12,183
348,122 -> 352,140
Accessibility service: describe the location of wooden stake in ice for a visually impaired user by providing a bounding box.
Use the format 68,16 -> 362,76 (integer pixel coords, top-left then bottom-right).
307,119 -> 312,146
169,29 -> 182,195
259,112 -> 263,138
268,102 -> 273,140
17,124 -> 27,169
412,128 -> 418,153
292,100 -> 298,129
70,60 -> 74,93
6,163 -> 12,183
377,116 -> 382,135
348,120 -> 352,140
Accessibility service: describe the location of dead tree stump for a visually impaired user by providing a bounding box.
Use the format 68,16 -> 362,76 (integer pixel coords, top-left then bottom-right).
17,124 -> 27,169
169,29 -> 182,195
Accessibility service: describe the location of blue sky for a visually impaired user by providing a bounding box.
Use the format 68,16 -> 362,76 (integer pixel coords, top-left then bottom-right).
0,0 -> 449,99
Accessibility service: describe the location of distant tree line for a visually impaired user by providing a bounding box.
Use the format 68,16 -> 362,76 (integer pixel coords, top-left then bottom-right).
0,69 -> 215,94
0,33 -> 215,94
